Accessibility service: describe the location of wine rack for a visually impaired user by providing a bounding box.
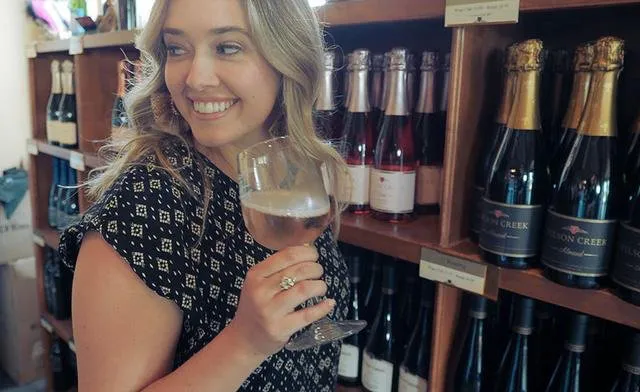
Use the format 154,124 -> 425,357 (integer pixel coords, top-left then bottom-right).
24,1 -> 640,391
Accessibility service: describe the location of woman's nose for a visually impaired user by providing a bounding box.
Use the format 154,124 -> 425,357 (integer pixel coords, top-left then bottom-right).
185,52 -> 221,90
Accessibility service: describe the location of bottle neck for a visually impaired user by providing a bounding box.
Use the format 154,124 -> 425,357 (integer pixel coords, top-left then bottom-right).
371,70 -> 383,109
347,69 -> 370,113
416,70 -> 437,114
343,70 -> 352,109
506,70 -> 541,131
380,69 -> 389,112
577,69 -> 620,137
62,72 -> 75,95
562,71 -> 592,130
496,71 -> 516,125
407,70 -> 416,112
317,69 -> 336,111
439,68 -> 450,112
384,69 -> 409,116
51,72 -> 62,95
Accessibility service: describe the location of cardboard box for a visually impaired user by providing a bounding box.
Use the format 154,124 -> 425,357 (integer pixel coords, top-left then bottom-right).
0,257 -> 45,385
0,192 -> 33,264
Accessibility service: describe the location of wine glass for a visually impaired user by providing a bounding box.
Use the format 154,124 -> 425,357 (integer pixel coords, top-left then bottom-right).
237,136 -> 366,351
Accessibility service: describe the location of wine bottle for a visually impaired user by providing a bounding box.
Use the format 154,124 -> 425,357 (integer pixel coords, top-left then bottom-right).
340,49 -> 374,214
342,52 -> 353,124
48,157 -> 60,228
339,244 -> 366,387
371,47 -> 417,222
398,263 -> 418,351
362,259 -> 399,392
47,60 -> 62,145
480,39 -> 548,269
51,337 -> 73,391
58,60 -> 78,148
407,52 -> 417,113
65,166 -> 80,226
542,36 -> 624,289
471,44 -> 518,242
612,175 -> 640,306
377,52 -> 391,131
56,160 -> 70,230
454,294 -> 489,392
436,53 -> 450,154
531,303 -> 559,392
53,249 -> 72,320
44,247 -> 56,315
371,54 -> 385,142
414,51 -> 442,215
111,60 -> 129,131
487,290 -> 514,386
542,49 -> 571,152
398,280 -> 433,392
494,295 -> 536,392
316,50 -> 339,140
623,112 -> 640,213
545,312 -> 590,392
549,43 -> 595,191
609,332 -> 640,392
364,253 -> 382,340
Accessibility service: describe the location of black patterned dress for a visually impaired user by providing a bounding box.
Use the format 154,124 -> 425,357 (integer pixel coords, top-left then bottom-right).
59,139 -> 350,392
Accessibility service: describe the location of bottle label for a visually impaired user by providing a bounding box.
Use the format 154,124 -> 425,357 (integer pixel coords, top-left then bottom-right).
470,185 -> 484,234
370,169 -> 416,213
398,367 -> 428,392
416,165 -> 441,205
58,122 -> 77,146
541,210 -> 617,276
338,343 -> 360,379
46,120 -> 59,143
612,222 -> 640,292
479,198 -> 544,257
348,164 -> 371,205
362,351 -> 394,392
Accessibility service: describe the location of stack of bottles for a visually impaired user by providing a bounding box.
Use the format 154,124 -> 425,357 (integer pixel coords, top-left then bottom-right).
44,246 -> 72,321
316,47 -> 450,223
50,336 -> 77,391
337,243 -> 435,392
472,35 -> 640,305
48,157 -> 80,231
46,60 -> 78,148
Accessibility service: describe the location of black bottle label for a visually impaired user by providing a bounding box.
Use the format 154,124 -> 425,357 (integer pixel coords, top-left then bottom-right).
612,222 -> 640,292
541,210 -> 617,276
470,186 -> 484,234
479,198 -> 544,257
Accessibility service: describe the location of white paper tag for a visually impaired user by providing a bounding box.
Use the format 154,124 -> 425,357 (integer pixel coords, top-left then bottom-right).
40,318 -> 54,334
398,367 -> 428,392
445,0 -> 520,26
420,247 -> 487,295
69,151 -> 85,172
362,351 -> 394,392
347,164 -> 370,205
32,234 -> 45,248
69,36 -> 84,55
25,42 -> 37,59
27,139 -> 39,156
339,343 -> 360,379
370,169 -> 416,213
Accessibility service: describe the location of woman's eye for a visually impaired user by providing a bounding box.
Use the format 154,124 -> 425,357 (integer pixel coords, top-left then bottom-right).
166,45 -> 186,57
217,43 -> 241,56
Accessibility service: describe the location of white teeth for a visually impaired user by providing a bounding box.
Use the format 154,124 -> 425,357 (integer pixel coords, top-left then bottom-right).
193,100 -> 235,114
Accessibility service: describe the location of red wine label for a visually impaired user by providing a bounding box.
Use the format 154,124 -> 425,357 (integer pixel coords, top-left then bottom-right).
541,210 -> 617,276
338,343 -> 360,379
470,186 -> 484,234
398,367 -> 427,392
612,222 -> 640,293
362,351 -> 394,392
58,122 -> 77,145
348,164 -> 371,205
416,165 -> 441,205
370,169 -> 416,213
479,198 -> 544,257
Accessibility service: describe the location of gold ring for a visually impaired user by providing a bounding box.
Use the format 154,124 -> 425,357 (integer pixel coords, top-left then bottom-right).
280,276 -> 296,291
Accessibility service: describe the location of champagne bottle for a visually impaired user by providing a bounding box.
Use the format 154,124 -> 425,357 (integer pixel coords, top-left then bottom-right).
471,44 -> 518,242
480,39 -> 548,269
65,166 -> 80,226
609,332 -> 640,392
545,312 -> 590,392
362,260 -> 399,392
48,158 -> 61,228
623,111 -> 640,213
377,52 -> 391,133
494,295 -> 536,392
398,263 -> 418,351
398,280 -> 433,392
542,49 -> 571,152
363,253 -> 382,344
342,52 -> 353,124
407,52 -> 417,113
371,47 -> 417,222
51,337 -> 73,391
454,295 -> 489,392
542,36 -> 624,289
612,175 -> 640,306
414,51 -> 442,215
531,303 -> 559,392
339,244 -> 366,387
340,49 -> 374,214
56,160 -> 70,230
111,60 -> 129,131
550,43 -> 595,191
371,54 -> 385,142
58,60 -> 78,148
47,60 -> 62,145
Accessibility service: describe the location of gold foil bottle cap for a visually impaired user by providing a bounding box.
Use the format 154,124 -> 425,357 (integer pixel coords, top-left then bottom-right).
323,50 -> 336,70
506,43 -> 518,72
345,53 -> 354,71
389,47 -> 409,71
50,59 -> 60,73
372,54 -> 385,72
61,60 -> 74,73
514,39 -> 545,71
592,36 -> 624,71
573,42 -> 595,72
348,49 -> 370,71
420,51 -> 439,72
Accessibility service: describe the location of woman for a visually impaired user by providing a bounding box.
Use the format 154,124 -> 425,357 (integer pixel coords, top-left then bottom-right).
58,0 -> 350,390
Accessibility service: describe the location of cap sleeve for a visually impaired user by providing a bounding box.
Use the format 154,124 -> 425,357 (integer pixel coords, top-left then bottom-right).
59,165 -> 198,313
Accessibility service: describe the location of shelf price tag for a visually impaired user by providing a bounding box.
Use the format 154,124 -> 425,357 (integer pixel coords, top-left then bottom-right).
25,42 -> 37,59
32,234 -> 45,248
40,318 -> 54,334
445,0 -> 520,27
68,340 -> 77,353
69,151 -> 86,172
69,36 -> 84,55
419,247 -> 487,295
27,139 -> 39,156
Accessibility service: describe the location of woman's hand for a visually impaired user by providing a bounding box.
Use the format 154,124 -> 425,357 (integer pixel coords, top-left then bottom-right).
228,245 -> 336,357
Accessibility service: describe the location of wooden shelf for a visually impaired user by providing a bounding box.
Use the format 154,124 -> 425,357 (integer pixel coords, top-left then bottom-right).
30,139 -> 104,168
520,0 -> 640,12
34,227 -> 61,249
317,0 -> 444,25
33,30 -> 137,54
41,313 -> 74,349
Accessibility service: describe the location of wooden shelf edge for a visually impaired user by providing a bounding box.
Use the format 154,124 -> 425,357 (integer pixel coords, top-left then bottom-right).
41,313 -> 74,347
318,0 -> 444,26
31,139 -> 105,168
520,0 -> 640,12
33,30 -> 138,55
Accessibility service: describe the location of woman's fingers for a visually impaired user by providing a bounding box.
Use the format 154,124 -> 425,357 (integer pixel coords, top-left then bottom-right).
281,299 -> 337,337
265,261 -> 324,297
251,245 -> 318,278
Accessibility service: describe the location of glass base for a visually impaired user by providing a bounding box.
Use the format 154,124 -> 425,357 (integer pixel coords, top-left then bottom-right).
285,318 -> 367,352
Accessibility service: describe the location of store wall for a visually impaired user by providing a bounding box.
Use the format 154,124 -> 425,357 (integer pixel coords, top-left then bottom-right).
0,1 -> 31,171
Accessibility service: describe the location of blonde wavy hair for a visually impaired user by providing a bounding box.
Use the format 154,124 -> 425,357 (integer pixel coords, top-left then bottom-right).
88,0 -> 349,234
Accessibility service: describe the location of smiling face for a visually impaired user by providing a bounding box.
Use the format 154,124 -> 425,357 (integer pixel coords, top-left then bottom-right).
162,0 -> 281,150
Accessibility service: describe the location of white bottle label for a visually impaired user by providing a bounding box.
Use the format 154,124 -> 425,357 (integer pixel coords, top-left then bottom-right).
362,351 -> 394,392
398,366 -> 428,392
58,122 -> 77,146
46,120 -> 59,144
338,343 -> 360,379
370,169 -> 416,213
348,164 -> 371,205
